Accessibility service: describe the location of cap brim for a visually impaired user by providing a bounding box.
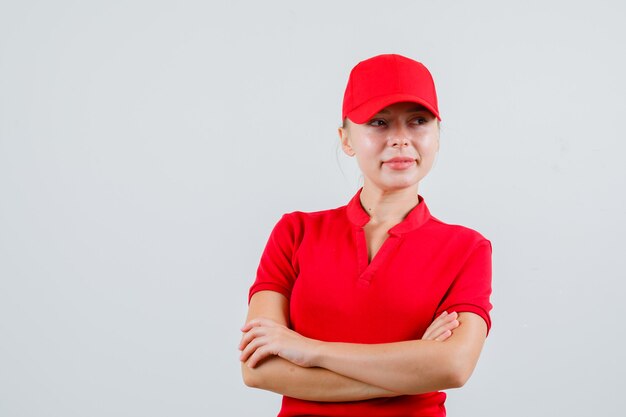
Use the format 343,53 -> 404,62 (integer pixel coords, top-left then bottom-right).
346,93 -> 441,124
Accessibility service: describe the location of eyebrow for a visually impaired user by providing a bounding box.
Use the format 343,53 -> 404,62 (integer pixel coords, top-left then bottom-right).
375,105 -> 429,115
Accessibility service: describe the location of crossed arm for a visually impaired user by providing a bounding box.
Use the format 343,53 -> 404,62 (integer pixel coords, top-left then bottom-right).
239,290 -> 487,402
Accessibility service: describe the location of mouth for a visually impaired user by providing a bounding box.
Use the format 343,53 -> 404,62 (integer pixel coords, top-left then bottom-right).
382,157 -> 417,170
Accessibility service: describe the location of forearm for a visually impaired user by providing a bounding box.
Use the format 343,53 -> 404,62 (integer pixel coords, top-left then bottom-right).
309,313 -> 487,395
242,356 -> 401,402
314,339 -> 465,395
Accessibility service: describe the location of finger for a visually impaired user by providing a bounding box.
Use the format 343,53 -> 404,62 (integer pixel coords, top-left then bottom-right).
432,311 -> 456,326
239,327 -> 266,351
241,317 -> 280,332
427,311 -> 455,330
246,344 -> 275,368
429,319 -> 460,341
240,335 -> 269,363
431,317 -> 460,335
435,329 -> 452,342
425,311 -> 449,330
422,318 -> 447,339
241,319 -> 263,332
422,313 -> 459,340
239,329 -> 252,350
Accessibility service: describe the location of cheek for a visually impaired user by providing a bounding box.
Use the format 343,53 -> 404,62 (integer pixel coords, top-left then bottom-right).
354,152 -> 383,176
354,155 -> 379,174
353,138 -> 382,160
416,136 -> 439,155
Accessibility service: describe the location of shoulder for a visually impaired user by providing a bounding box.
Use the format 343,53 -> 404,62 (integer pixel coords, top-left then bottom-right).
266,204 -> 349,245
424,214 -> 492,252
278,203 -> 348,228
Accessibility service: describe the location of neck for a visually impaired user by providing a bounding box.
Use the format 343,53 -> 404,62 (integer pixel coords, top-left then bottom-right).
359,183 -> 420,225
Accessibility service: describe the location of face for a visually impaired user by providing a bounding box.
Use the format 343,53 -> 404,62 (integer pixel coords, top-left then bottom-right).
338,101 -> 440,193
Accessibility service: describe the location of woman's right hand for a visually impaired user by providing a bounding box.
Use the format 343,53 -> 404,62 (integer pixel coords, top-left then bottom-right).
421,311 -> 459,342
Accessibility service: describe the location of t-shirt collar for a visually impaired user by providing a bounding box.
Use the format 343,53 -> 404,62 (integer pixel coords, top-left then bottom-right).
346,187 -> 431,235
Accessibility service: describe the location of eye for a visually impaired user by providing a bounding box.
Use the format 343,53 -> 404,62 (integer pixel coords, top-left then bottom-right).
411,117 -> 429,125
368,119 -> 387,127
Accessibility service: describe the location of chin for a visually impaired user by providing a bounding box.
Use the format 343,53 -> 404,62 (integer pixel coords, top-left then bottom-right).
364,171 -> 423,192
390,174 -> 421,187
378,179 -> 420,192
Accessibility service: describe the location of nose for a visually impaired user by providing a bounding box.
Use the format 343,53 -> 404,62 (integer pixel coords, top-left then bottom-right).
387,127 -> 410,148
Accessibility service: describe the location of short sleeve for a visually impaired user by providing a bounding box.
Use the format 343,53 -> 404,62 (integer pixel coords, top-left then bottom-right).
436,239 -> 493,335
248,213 -> 301,303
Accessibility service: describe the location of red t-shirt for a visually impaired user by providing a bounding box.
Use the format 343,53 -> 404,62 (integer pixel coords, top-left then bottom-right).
249,188 -> 493,417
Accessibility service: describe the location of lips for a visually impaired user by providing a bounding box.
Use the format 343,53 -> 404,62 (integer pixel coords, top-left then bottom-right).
383,157 -> 417,170
385,157 -> 416,164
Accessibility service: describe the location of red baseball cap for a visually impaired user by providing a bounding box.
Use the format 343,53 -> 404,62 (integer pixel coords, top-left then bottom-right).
342,54 -> 441,124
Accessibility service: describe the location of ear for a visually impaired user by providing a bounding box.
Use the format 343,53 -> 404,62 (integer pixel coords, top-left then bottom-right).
338,126 -> 355,157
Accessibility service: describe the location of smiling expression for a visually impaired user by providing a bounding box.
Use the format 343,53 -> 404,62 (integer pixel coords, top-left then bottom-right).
338,101 -> 440,193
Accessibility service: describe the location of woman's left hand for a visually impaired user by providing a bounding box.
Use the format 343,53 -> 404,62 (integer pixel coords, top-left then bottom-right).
239,318 -> 321,368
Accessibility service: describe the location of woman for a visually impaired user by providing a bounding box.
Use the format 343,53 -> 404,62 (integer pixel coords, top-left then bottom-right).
239,54 -> 493,417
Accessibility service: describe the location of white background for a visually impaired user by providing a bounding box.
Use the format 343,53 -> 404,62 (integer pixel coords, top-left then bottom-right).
1,1 -> 625,416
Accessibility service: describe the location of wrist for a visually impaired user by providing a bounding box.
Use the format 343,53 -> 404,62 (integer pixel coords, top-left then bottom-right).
309,339 -> 328,368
